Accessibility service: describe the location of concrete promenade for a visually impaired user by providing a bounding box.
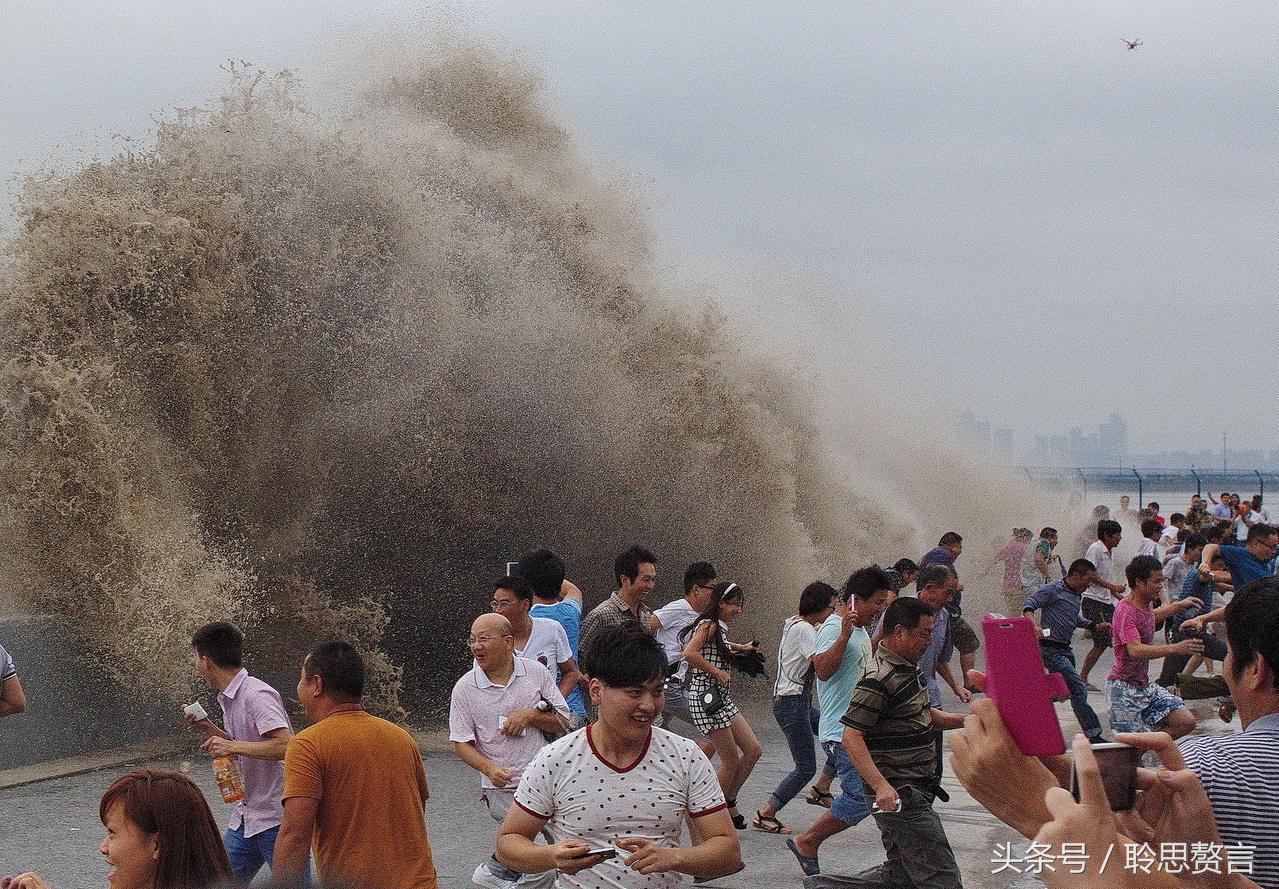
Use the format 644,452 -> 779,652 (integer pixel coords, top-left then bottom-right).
0,641 -> 1229,889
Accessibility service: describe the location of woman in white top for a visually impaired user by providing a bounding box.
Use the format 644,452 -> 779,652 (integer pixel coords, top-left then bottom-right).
751,581 -> 839,834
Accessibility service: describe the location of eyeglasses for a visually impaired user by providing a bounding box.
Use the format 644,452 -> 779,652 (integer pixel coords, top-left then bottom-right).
466,634 -> 512,647
490,599 -> 518,609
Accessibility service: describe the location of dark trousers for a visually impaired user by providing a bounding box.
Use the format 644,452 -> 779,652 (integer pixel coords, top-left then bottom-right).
804,784 -> 961,889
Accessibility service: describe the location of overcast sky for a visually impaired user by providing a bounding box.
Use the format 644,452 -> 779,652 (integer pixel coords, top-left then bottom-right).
4,2 -> 1275,456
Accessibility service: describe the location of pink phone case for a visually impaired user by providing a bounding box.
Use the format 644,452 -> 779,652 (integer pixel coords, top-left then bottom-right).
982,614 -> 1069,757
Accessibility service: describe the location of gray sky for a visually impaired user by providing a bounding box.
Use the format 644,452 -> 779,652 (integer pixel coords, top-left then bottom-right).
4,1 -> 1276,456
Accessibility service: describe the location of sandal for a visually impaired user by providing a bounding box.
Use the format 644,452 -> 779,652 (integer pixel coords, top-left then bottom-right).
787,838 -> 820,876
805,786 -> 834,808
752,810 -> 792,834
726,799 -> 747,830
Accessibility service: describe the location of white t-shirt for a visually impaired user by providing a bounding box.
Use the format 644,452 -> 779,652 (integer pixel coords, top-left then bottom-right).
519,617 -> 574,673
1084,541 -> 1120,603
514,725 -> 726,889
1137,538 -> 1162,560
774,616 -> 818,697
652,599 -> 699,680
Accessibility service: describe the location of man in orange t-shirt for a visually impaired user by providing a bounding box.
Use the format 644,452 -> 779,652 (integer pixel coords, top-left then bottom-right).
274,641 -> 439,889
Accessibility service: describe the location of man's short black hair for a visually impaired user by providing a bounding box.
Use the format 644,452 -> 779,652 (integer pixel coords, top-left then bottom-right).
1040,526 -> 1058,538
1067,558 -> 1096,577
891,558 -> 918,575
915,564 -> 953,592
496,574 -> 535,603
614,545 -> 657,587
799,581 -> 838,618
1183,533 -> 1207,551
881,597 -> 933,635
192,622 -> 243,669
517,549 -> 566,599
844,565 -> 896,602
1097,519 -> 1122,539
1247,523 -> 1277,544
1170,513 -> 1185,525
939,531 -> 963,547
683,561 -> 718,594
1125,555 -> 1162,588
580,622 -> 667,687
1141,519 -> 1163,539
1225,577 -> 1279,692
304,641 -> 365,702
1148,502 -> 1160,511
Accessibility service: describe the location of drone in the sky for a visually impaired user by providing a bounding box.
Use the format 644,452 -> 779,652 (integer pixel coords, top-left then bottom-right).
1122,38 -> 1143,50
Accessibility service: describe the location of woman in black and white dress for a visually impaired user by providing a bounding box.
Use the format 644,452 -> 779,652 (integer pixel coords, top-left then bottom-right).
681,581 -> 763,829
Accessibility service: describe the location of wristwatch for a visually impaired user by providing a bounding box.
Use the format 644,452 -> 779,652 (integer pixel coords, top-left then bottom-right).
535,699 -> 553,713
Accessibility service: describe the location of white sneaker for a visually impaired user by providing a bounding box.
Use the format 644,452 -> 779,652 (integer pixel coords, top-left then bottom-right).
472,862 -> 519,889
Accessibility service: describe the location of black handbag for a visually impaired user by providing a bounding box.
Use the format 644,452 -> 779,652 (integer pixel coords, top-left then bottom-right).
699,684 -> 725,716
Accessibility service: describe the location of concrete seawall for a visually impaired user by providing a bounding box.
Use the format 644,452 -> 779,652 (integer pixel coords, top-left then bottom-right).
1,615 -> 192,770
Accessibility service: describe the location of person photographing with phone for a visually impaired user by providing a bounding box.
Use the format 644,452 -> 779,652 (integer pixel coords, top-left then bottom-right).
496,621 -> 740,888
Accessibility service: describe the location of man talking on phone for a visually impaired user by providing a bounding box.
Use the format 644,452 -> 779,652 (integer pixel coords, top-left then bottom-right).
496,622 -> 740,888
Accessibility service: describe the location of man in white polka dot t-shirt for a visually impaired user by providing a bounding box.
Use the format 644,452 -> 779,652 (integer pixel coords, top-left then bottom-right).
498,623 -> 741,888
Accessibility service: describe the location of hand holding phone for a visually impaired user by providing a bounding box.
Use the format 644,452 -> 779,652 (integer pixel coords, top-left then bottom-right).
981,614 -> 1068,756
1070,741 -> 1141,811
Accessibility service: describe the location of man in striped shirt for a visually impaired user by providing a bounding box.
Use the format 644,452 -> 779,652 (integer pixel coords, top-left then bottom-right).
1177,576 -> 1279,889
806,597 -> 966,889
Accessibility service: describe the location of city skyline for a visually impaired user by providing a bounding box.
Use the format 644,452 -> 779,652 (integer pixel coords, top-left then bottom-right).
957,411 -> 1279,471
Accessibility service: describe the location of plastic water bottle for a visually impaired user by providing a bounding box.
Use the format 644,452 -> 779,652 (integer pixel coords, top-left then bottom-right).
212,755 -> 245,804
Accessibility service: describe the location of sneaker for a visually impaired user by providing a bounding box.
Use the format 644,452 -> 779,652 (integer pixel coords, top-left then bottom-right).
473,863 -> 519,889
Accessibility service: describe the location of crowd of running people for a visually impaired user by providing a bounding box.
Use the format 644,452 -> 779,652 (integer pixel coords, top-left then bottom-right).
2,502 -> 1277,889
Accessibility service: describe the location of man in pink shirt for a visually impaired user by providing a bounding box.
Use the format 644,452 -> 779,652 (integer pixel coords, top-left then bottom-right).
451,613 -> 570,889
188,621 -> 297,882
1106,556 -> 1202,738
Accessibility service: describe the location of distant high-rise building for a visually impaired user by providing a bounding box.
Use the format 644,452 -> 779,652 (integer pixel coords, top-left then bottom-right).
1098,413 -> 1128,466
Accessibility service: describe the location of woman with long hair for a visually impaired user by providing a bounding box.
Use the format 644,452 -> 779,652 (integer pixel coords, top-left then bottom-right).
680,580 -> 764,830
3,769 -> 233,889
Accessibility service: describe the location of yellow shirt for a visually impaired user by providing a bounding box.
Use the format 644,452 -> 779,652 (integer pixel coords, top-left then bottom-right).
283,710 -> 438,889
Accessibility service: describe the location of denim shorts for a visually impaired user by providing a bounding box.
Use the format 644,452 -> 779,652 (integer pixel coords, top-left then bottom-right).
1107,680 -> 1185,732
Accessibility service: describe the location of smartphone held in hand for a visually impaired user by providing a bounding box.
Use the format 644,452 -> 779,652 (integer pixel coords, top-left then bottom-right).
1071,742 -> 1142,811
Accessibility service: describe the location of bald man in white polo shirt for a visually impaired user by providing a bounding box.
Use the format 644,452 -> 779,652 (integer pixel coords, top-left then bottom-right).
452,613 -> 570,889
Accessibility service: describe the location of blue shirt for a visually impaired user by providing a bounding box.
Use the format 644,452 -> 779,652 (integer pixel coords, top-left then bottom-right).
920,547 -> 962,616
1022,579 -> 1093,646
917,605 -> 952,707
1218,545 -> 1277,588
1170,569 -> 1215,636
813,614 -> 872,743
530,599 -> 584,715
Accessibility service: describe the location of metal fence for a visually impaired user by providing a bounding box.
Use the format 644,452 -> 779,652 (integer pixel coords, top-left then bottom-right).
1018,467 -> 1279,508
